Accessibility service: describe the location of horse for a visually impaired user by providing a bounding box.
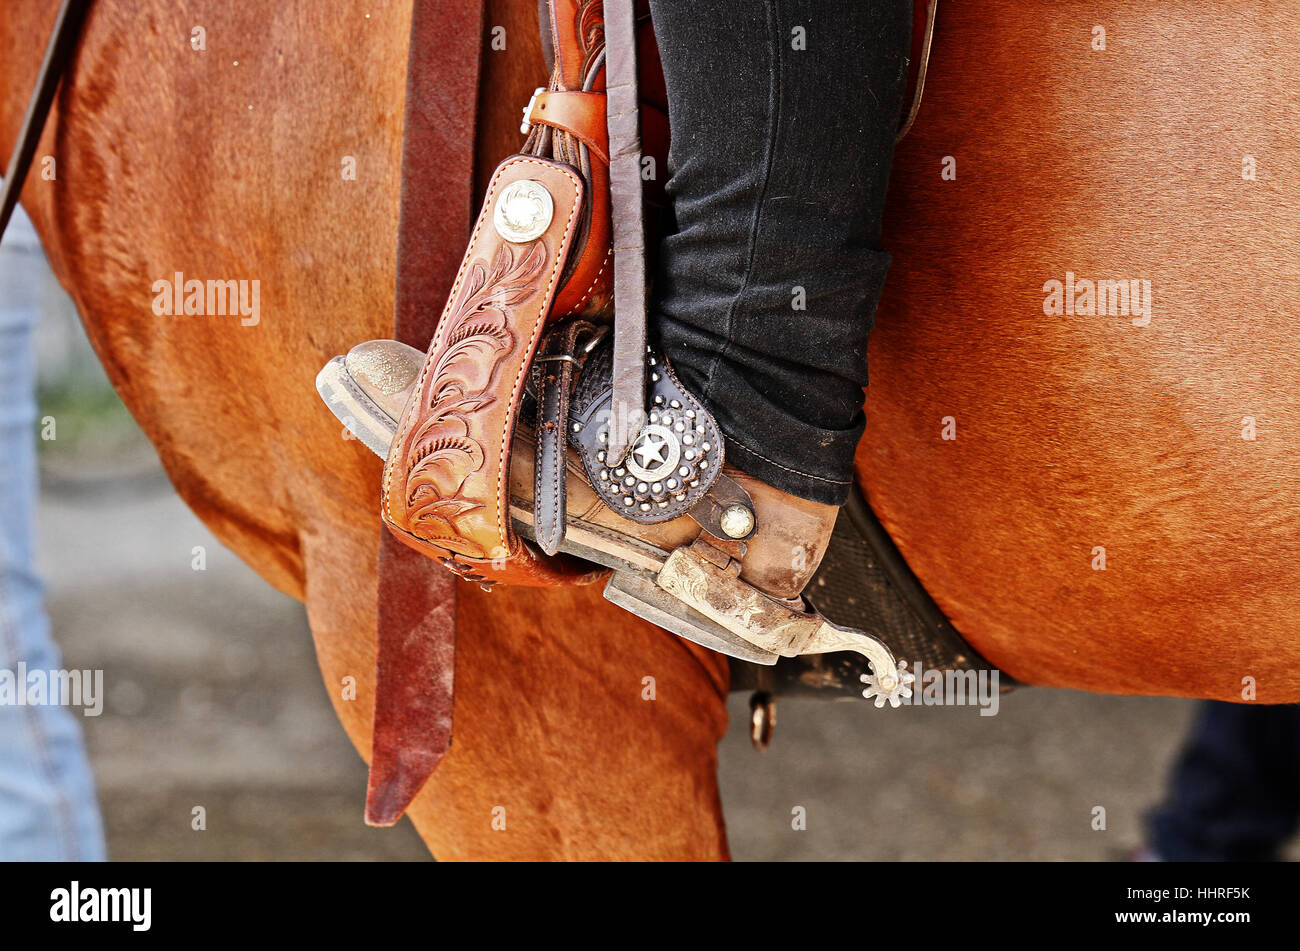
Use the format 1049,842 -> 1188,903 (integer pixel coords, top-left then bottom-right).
3,0 -> 1297,859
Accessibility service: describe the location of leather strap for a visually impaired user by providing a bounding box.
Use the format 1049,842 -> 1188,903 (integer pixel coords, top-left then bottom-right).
528,91 -> 609,164
602,0 -> 649,465
0,0 -> 92,241
366,0 -> 486,828
532,320 -> 598,554
531,2 -> 615,321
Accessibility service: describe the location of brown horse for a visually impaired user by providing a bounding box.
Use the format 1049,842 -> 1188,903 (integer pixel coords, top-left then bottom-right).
4,0 -> 1297,859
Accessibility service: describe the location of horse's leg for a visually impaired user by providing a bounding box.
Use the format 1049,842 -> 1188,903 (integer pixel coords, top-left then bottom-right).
300,517 -> 731,860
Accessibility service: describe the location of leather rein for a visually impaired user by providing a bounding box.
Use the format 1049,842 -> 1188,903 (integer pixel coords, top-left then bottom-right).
0,0 -> 91,242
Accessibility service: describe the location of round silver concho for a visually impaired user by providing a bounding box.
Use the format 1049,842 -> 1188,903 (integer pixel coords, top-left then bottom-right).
493,180 -> 554,243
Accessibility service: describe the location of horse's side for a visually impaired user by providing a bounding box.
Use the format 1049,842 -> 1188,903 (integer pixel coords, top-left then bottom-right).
862,4 -> 1300,700
3,0 -> 1297,859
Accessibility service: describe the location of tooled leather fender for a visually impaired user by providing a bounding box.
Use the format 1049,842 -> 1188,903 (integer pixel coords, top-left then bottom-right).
382,155 -> 597,583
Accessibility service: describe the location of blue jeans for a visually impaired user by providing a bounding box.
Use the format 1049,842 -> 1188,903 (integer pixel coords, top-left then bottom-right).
1147,701 -> 1300,861
0,207 -> 106,861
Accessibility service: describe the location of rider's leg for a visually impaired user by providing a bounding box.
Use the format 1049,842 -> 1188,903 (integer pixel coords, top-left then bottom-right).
323,1 -> 913,606
648,0 -> 912,505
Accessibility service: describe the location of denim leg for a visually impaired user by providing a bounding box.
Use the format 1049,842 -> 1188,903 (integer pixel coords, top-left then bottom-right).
0,208 -> 107,861
647,0 -> 911,503
1147,701 -> 1300,862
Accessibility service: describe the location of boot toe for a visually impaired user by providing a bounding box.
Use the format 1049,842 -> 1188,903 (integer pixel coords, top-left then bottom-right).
344,339 -> 425,422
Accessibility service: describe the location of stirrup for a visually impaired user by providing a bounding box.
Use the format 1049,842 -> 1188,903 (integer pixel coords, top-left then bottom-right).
316,337 -> 913,704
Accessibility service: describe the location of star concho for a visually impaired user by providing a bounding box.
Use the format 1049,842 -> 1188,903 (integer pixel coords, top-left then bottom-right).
493,180 -> 554,244
590,398 -> 715,519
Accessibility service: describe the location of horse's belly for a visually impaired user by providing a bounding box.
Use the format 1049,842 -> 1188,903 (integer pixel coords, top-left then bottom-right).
863,0 -> 1300,699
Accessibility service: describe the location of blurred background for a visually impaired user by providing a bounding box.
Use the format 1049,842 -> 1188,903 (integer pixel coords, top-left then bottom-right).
11,219 -> 1296,861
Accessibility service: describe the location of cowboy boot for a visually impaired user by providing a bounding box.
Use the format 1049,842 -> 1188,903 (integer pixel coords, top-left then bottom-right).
318,332 -> 912,700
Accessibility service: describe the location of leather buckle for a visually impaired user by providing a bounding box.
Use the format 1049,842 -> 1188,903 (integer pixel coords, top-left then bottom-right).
519,86 -> 546,134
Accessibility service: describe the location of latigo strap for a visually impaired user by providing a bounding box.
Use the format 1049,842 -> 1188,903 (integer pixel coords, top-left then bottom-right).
602,0 -> 649,466
366,0 -> 486,828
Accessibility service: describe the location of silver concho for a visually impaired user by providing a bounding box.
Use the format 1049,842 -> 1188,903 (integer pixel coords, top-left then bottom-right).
625,424 -> 681,482
493,180 -> 554,243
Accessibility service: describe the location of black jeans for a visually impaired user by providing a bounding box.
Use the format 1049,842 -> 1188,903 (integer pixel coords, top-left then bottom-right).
648,0 -> 911,504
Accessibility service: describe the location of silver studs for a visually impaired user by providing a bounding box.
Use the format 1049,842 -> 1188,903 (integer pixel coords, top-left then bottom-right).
636,482 -> 648,493
623,496 -> 634,506
572,422 -> 582,432
651,482 -> 662,493
666,478 -> 678,489
678,466 -> 690,477
684,449 -> 696,461
599,470 -> 610,481
674,422 -> 685,433
654,395 -> 665,405
682,433 -> 694,445
614,468 -> 625,477
598,430 -> 608,443
657,500 -> 669,509
639,502 -> 651,512
689,479 -> 700,488
596,450 -> 606,462
670,400 -> 681,409
674,492 -> 686,502
699,460 -> 708,469
649,356 -> 657,366
624,476 -> 635,487
685,410 -> 695,419
651,372 -> 661,382
701,442 -> 711,452
649,412 -> 659,424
